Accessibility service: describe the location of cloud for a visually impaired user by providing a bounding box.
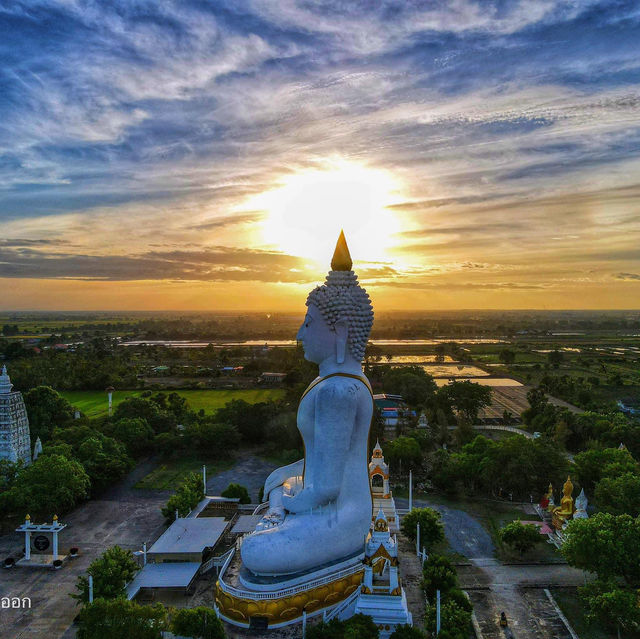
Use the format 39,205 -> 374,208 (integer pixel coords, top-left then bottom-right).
0,1 -> 639,306
0,244 -> 313,283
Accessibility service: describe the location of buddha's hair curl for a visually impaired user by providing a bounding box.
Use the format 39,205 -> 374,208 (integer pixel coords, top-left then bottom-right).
306,270 -> 374,362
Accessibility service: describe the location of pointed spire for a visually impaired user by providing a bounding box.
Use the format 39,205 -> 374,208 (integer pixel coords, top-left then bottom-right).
0,365 -> 13,394
331,230 -> 353,271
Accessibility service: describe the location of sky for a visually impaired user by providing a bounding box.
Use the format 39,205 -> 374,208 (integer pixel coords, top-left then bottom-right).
0,0 -> 639,311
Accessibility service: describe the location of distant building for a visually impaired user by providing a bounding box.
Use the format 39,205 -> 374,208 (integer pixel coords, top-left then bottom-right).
150,365 -> 170,375
221,366 -> 244,376
259,372 -> 287,384
0,366 -> 32,465
373,394 -> 416,429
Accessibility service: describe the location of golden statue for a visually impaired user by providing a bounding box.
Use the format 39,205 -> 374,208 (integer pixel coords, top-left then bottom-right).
552,476 -> 575,530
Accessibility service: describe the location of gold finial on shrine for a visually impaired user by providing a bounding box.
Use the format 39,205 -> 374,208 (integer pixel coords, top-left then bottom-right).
331,230 -> 353,271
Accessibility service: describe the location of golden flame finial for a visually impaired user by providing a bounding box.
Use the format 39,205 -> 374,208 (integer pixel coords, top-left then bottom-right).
331,230 -> 353,271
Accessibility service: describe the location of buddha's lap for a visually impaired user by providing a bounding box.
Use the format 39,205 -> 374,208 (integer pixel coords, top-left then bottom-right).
241,509 -> 370,569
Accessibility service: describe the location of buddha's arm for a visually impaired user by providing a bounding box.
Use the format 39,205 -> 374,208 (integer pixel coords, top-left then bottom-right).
282,381 -> 357,513
263,459 -> 304,500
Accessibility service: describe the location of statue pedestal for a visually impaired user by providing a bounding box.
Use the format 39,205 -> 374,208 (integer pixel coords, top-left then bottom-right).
215,548 -> 364,629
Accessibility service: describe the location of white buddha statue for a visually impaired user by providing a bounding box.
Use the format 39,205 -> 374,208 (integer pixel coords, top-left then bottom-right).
241,232 -> 375,577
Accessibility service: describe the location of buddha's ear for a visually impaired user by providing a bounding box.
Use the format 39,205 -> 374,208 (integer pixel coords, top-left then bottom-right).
335,319 -> 348,364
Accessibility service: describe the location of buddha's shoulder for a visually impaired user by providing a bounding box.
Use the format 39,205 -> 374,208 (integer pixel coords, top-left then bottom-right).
314,375 -> 370,401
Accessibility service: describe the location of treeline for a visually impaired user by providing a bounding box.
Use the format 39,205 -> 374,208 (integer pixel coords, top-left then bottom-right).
522,387 -> 640,455
0,387 -> 301,524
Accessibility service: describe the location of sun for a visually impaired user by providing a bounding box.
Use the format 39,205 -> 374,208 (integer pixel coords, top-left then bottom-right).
253,159 -> 403,265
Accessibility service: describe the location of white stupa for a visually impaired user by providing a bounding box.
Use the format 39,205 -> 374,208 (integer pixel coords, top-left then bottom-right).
0,365 -> 32,465
352,508 -> 412,638
573,488 -> 589,519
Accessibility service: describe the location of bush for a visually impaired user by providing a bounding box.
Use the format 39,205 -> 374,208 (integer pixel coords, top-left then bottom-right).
422,554 -> 458,600
77,599 -> 168,639
498,520 -> 543,556
161,472 -> 204,523
401,508 -> 444,548
170,606 -> 225,639
221,483 -> 251,504
425,600 -> 472,639
73,546 -> 139,603
307,613 -> 379,639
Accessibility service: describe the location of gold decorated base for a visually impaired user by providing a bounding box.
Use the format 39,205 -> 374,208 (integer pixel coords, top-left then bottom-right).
215,568 -> 364,628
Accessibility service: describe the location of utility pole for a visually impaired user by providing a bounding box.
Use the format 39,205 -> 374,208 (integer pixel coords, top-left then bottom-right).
409,469 -> 413,512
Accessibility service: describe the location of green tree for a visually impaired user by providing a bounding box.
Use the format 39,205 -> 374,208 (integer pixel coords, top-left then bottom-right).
170,606 -> 225,639
103,418 -> 154,457
579,580 -> 640,637
382,366 -> 437,408
574,447 -> 639,494
161,472 -> 204,523
23,386 -> 75,443
389,626 -> 427,639
307,613 -> 379,639
186,420 -> 240,457
214,400 -> 278,444
562,513 -> 640,586
422,554 -> 458,600
438,381 -> 492,423
73,546 -> 139,603
499,520 -> 543,556
385,436 -> 422,471
221,482 -> 251,504
595,473 -> 640,517
75,434 -> 134,494
113,397 -> 177,433
425,600 -> 471,639
76,599 -> 168,639
401,508 -> 445,547
548,350 -> 564,366
0,454 -> 89,519
499,349 -> 516,365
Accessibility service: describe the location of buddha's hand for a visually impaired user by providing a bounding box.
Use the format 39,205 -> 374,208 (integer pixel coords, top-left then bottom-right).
282,487 -> 333,513
263,458 -> 304,500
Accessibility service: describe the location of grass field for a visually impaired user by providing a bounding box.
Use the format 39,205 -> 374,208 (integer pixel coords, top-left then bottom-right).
135,457 -> 235,491
61,389 -> 285,417
551,588 -> 616,639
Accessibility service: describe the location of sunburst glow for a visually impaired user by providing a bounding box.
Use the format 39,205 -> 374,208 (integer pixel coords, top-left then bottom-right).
255,160 -> 404,265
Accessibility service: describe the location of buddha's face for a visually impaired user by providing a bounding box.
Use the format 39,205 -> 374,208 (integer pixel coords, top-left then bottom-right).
296,304 -> 336,364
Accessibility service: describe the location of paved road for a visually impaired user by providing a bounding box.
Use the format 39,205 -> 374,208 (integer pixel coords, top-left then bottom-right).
0,452 -> 283,639
0,458 -> 168,639
396,497 -> 586,638
396,497 -> 495,558
206,455 -> 280,502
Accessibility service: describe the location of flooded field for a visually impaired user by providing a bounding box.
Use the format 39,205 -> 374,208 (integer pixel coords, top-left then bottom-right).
120,338 -> 507,348
435,377 -> 523,387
